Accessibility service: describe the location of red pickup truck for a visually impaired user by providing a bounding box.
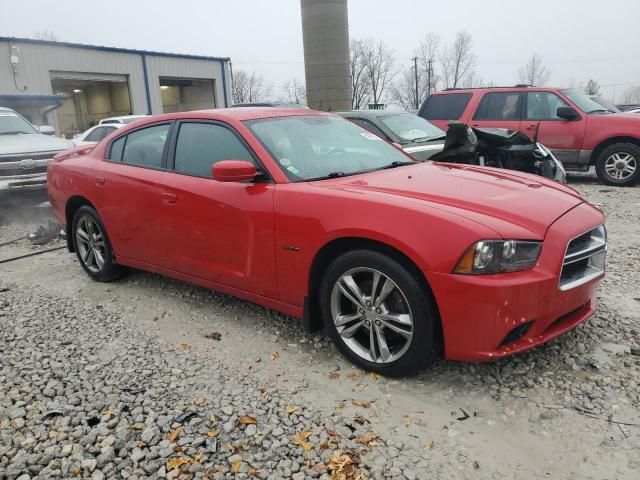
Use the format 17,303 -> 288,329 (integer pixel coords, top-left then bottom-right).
419,86 -> 640,186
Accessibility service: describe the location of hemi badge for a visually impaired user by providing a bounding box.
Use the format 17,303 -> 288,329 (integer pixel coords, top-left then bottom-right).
283,245 -> 300,252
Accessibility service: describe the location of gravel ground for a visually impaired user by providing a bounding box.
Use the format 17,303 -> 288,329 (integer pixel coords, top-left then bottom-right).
1,176 -> 639,480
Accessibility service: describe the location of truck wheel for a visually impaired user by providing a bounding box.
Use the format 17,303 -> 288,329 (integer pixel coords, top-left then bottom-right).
595,143 -> 640,186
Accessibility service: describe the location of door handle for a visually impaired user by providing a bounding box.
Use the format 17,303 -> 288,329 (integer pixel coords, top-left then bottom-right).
162,192 -> 177,205
525,123 -> 538,129
95,176 -> 105,187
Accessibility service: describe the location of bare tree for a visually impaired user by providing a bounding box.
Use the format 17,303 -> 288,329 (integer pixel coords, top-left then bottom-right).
440,30 -> 476,89
461,71 -> 487,88
350,39 -> 371,109
363,39 -> 395,105
416,33 -> 441,93
282,78 -> 306,104
518,54 -> 551,86
621,85 -> 640,104
232,70 -> 271,104
583,79 -> 600,96
389,69 -> 428,110
33,30 -> 57,41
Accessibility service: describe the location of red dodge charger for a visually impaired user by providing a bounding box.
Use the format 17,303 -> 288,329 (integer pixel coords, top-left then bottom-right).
47,108 -> 607,376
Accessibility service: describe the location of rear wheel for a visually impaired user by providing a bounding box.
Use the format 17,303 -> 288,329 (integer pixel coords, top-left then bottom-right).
595,143 -> 640,186
319,250 -> 437,377
72,206 -> 122,281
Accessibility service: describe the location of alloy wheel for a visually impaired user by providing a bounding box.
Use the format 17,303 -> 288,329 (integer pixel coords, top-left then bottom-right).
75,215 -> 106,273
330,267 -> 414,364
604,152 -> 637,180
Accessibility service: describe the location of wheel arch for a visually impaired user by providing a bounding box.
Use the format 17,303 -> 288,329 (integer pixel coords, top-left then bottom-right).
304,236 -> 444,355
65,196 -> 96,252
592,136 -> 640,164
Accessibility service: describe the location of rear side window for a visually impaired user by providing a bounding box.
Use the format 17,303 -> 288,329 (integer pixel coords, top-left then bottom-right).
173,122 -> 254,178
474,92 -> 522,120
121,124 -> 170,168
420,93 -> 472,120
108,136 -> 126,161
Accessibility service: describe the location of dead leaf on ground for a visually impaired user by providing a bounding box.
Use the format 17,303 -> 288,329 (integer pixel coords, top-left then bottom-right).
403,415 -> 411,427
354,415 -> 369,425
255,357 -> 262,363
194,452 -> 205,463
351,399 -> 371,408
230,459 -> 242,473
285,406 -> 298,415
292,430 -> 313,452
209,415 -> 219,424
347,372 -> 360,381
236,415 -> 257,426
207,430 -> 219,438
326,450 -> 363,480
355,432 -> 379,446
271,351 -> 280,360
193,396 -> 207,407
259,389 -> 270,401
328,372 -> 340,380
166,427 -> 183,442
166,456 -> 191,471
355,383 -> 367,392
177,342 -> 192,351
335,401 -> 345,413
101,408 -> 116,416
424,440 -> 435,450
473,461 -> 480,470
370,372 -> 380,380
204,331 -> 221,341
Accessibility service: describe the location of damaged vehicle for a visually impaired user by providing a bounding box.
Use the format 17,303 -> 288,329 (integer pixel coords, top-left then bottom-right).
0,107 -> 73,194
48,108 -> 606,376
431,122 -> 566,182
339,111 -> 565,181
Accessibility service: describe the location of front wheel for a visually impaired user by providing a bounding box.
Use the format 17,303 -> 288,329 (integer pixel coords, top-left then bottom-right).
319,250 -> 438,377
72,206 -> 122,282
594,143 -> 640,186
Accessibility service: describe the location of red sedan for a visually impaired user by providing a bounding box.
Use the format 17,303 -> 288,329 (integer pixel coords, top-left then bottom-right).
47,108 -> 607,376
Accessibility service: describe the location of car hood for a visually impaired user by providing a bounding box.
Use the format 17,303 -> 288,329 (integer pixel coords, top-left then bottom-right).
314,162 -> 584,239
587,111 -> 640,124
0,134 -> 73,155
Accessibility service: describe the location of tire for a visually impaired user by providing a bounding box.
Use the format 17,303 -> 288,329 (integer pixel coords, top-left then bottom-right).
71,206 -> 122,282
319,250 -> 437,377
594,143 -> 640,186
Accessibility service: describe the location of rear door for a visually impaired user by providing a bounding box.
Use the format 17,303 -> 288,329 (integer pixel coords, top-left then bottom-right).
470,91 -> 524,132
522,91 -> 587,164
418,93 -> 473,130
97,122 -> 171,266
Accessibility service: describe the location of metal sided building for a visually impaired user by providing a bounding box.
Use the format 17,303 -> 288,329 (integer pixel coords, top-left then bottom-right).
0,36 -> 231,138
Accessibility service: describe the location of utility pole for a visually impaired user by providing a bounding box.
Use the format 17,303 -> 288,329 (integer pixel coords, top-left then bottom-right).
427,59 -> 433,94
412,57 -> 419,110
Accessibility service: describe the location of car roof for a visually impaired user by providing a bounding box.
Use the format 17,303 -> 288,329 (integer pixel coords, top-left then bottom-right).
230,102 -> 308,109
127,107 -> 330,124
336,110 -> 412,119
99,115 -> 148,123
430,86 -> 565,95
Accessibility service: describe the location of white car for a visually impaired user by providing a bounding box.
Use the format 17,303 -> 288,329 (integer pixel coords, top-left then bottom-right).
72,123 -> 125,146
624,108 -> 640,114
98,115 -> 147,125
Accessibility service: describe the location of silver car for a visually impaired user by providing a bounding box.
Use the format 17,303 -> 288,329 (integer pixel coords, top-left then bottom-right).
0,107 -> 73,192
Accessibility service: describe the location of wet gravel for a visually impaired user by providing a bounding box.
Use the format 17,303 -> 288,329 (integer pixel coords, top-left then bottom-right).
1,175 -> 639,479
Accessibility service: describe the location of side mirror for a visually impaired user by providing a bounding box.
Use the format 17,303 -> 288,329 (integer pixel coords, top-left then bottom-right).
38,125 -> 56,135
556,106 -> 580,121
212,160 -> 257,182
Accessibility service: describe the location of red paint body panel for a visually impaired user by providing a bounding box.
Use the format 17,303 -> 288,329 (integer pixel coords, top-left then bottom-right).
47,108 -> 606,362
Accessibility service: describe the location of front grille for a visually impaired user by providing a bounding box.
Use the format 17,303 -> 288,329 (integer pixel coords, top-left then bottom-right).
0,151 -> 58,163
0,165 -> 48,176
559,225 -> 606,291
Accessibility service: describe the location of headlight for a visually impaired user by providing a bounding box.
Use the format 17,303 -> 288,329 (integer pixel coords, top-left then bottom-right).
453,240 -> 542,274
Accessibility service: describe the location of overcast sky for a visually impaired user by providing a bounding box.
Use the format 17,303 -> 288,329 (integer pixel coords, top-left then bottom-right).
2,0 -> 639,102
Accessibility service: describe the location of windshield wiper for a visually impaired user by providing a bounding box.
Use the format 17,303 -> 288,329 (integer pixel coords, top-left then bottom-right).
409,134 -> 446,142
376,160 -> 413,171
0,131 -> 29,135
305,171 -> 348,181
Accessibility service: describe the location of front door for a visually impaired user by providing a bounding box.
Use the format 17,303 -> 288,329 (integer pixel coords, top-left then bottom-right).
521,91 -> 587,164
160,120 -> 277,297
469,91 -> 524,132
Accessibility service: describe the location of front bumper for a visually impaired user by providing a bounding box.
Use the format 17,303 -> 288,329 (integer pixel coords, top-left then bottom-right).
428,203 -> 605,361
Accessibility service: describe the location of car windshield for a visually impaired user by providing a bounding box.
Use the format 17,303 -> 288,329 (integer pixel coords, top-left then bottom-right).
379,114 -> 444,142
246,115 -> 413,181
0,111 -> 37,135
561,89 -> 610,113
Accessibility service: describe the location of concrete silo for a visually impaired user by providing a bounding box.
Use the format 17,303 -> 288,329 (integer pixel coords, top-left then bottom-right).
300,0 -> 352,111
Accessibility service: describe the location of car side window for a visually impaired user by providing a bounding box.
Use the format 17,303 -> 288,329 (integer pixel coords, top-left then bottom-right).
420,93 -> 472,120
474,92 -> 522,120
349,118 -> 389,140
173,122 -> 254,178
108,136 -> 126,161
526,92 -> 570,120
85,126 -> 109,142
120,124 -> 170,168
